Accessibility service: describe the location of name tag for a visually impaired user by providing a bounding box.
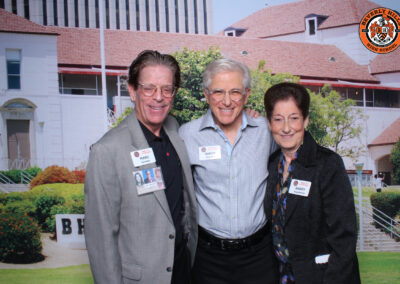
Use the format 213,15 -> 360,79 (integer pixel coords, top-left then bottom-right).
199,145 -> 221,161
133,166 -> 165,195
288,179 -> 311,197
131,148 -> 156,167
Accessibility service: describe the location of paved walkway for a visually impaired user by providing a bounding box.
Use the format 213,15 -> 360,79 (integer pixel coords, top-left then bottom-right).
0,233 -> 89,269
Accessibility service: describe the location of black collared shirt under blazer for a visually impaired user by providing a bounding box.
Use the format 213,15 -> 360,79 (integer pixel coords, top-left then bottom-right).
265,131 -> 361,284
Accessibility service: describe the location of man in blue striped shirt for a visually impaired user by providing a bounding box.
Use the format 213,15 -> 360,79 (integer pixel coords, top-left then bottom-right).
179,58 -> 279,284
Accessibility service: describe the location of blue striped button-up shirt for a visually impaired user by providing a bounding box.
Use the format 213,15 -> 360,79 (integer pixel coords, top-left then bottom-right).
179,109 -> 276,238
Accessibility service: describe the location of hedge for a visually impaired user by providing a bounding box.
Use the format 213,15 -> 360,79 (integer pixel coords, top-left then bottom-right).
0,183 -> 84,234
370,191 -> 400,233
0,167 -> 42,184
0,212 -> 44,263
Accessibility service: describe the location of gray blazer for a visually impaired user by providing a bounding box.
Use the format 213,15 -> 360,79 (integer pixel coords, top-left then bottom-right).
84,112 -> 198,284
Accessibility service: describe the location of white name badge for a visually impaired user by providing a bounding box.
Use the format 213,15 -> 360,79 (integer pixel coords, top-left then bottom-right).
133,166 -> 165,195
288,179 -> 312,197
131,148 -> 156,167
199,145 -> 221,161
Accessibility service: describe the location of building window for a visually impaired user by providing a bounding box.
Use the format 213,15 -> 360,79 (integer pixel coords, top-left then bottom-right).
145,0 -> 150,30
184,0 -> 188,33
12,0 -> 17,14
105,0 -> 110,29
24,0 -> 30,19
175,0 -> 179,32
155,0 -> 160,31
53,0 -> 58,25
136,0 -> 140,30
64,0 -> 69,26
115,0 -> 120,29
126,0 -> 130,29
0,0 -> 4,9
95,0 -> 99,28
308,19 -> 316,35
74,0 -> 79,27
85,0 -> 89,27
225,31 -> 235,37
43,0 -> 48,25
203,0 -> 207,34
165,0 -> 169,32
6,49 -> 21,90
194,0 -> 198,34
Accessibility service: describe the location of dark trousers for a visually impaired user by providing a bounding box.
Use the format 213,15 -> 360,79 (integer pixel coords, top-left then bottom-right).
191,228 -> 279,284
171,239 -> 190,284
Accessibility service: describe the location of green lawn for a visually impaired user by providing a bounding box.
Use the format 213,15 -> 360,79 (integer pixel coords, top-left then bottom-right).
0,252 -> 399,283
358,252 -> 400,284
0,265 -> 93,284
353,186 -> 400,199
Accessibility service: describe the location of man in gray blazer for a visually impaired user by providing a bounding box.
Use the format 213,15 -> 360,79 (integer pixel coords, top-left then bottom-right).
84,50 -> 197,284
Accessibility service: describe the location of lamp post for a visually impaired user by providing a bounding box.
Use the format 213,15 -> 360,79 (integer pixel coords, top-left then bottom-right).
355,162 -> 364,251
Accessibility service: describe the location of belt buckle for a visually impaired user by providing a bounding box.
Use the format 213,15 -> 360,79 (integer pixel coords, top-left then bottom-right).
220,239 -> 246,251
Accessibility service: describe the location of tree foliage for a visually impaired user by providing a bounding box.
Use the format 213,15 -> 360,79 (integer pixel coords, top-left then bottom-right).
307,85 -> 365,159
248,60 -> 299,114
390,138 -> 400,184
112,48 -> 364,159
170,47 -> 222,124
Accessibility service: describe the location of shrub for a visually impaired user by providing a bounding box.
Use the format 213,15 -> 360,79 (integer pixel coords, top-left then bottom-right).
0,212 -> 44,263
72,170 -> 86,183
0,167 -> 42,184
25,166 -> 42,178
30,166 -> 77,189
35,194 -> 65,231
45,198 -> 85,233
3,200 -> 36,218
370,191 -> 400,230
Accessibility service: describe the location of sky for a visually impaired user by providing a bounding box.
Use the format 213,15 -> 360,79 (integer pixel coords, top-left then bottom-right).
212,0 -> 400,34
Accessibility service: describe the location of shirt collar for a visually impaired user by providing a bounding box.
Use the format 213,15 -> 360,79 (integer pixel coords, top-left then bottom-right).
139,121 -> 165,142
199,109 -> 257,131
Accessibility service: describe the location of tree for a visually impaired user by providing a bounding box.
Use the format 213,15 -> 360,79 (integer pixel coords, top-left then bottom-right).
391,138 -> 400,184
307,85 -> 365,159
112,48 -> 364,160
248,60 -> 299,114
170,47 -> 222,124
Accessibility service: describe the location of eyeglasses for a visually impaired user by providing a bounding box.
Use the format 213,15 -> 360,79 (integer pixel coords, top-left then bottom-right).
138,83 -> 176,98
206,88 -> 247,102
270,115 -> 303,127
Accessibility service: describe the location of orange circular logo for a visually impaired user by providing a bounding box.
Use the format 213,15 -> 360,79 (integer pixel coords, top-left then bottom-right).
359,7 -> 400,54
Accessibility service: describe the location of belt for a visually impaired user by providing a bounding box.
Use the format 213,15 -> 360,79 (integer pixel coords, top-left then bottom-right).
198,222 -> 270,251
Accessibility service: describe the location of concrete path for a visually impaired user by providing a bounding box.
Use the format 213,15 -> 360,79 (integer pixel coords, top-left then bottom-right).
0,233 -> 89,269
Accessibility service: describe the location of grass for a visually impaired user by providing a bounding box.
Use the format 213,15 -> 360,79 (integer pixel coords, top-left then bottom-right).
353,186 -> 400,199
358,252 -> 400,284
0,252 -> 399,283
0,265 -> 93,284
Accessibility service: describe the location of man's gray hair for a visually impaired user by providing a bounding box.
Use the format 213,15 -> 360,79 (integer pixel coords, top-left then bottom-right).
202,58 -> 251,90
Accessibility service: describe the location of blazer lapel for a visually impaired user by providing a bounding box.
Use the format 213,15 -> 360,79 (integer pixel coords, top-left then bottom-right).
285,158 -> 317,224
126,113 -> 173,224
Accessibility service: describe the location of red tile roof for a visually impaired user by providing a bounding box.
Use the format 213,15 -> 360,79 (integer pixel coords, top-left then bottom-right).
369,47 -> 400,74
46,26 -> 378,83
369,117 -> 400,146
223,0 -> 379,38
0,8 -> 57,35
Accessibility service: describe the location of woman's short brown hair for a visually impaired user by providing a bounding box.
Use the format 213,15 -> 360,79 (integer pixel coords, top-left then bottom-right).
264,82 -> 310,122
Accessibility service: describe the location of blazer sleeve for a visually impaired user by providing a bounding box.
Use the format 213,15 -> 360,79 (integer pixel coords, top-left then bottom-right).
84,142 -> 123,284
320,153 -> 358,284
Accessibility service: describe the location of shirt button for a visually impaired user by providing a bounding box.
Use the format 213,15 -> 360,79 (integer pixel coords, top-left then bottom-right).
166,267 -> 172,272
169,234 -> 175,239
